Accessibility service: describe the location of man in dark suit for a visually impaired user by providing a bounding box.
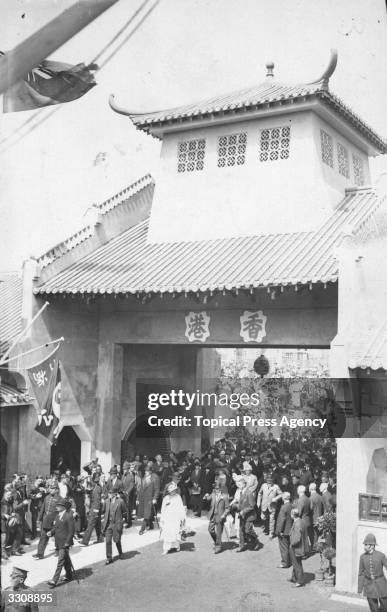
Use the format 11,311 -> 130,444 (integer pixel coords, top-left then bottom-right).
47,498 -> 75,587
105,466 -> 123,494
289,508 -> 309,587
121,462 -> 136,527
275,491 -> 292,568
188,460 -> 205,517
358,533 -> 387,612
102,485 -> 126,564
137,463 -> 160,534
208,481 -> 229,554
309,483 -> 323,550
80,473 -> 103,546
296,485 -> 312,551
234,476 -> 260,553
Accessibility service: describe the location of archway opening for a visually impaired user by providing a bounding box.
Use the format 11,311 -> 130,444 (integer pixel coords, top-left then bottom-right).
121,415 -> 170,463
50,426 -> 81,475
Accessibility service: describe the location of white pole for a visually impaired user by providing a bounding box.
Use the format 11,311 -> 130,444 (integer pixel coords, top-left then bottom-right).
0,300 -> 49,365
0,337 -> 64,367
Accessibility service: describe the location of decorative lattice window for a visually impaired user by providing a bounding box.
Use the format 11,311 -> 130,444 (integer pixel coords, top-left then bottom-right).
337,142 -> 350,178
217,132 -> 247,167
259,126 -> 290,162
353,154 -> 365,186
321,130 -> 334,167
177,138 -> 206,173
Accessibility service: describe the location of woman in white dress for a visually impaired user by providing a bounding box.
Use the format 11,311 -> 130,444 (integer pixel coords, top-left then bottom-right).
160,482 -> 186,555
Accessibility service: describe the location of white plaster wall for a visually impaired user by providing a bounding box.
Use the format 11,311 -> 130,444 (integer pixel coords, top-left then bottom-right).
336,438 -> 387,593
147,110 -> 370,243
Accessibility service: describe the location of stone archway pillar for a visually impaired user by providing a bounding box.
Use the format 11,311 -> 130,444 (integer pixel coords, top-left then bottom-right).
95,342 -> 123,473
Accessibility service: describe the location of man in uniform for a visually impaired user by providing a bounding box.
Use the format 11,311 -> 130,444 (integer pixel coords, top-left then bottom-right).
80,473 -> 103,546
358,533 -> 387,612
33,483 -> 59,560
1,566 -> 39,611
47,498 -> 75,587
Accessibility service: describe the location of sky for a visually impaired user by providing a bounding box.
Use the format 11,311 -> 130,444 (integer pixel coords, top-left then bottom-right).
1,0 -> 387,271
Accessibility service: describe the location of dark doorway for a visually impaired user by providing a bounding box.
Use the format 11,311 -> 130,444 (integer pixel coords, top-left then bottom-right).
50,426 -> 81,475
121,415 -> 170,463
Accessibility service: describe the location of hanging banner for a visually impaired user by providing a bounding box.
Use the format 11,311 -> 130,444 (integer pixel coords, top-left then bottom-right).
27,346 -> 61,443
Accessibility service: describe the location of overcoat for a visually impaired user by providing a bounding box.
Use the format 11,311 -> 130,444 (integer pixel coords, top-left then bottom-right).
289,517 -> 310,557
137,474 -> 160,520
275,501 -> 293,536
102,497 -> 126,542
208,491 -> 229,523
52,510 -> 75,548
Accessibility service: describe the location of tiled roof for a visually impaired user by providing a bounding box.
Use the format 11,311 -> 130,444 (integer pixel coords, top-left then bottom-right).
348,319 -> 387,371
37,174 -> 154,270
34,187 -> 383,296
0,274 -> 23,356
116,81 -> 386,152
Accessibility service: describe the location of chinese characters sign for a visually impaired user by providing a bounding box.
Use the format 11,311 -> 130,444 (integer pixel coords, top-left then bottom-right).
240,310 -> 267,343
183,310 -> 268,343
185,311 -> 210,343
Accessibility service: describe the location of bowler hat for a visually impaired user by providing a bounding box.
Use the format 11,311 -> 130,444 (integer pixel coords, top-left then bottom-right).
109,466 -> 118,474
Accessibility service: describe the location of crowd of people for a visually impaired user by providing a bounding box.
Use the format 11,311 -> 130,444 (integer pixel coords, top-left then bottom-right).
1,429 -> 337,589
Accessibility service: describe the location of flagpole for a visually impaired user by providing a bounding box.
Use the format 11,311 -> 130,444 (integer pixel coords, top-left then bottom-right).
0,0 -> 120,95
0,337 -> 64,367
0,301 -> 50,366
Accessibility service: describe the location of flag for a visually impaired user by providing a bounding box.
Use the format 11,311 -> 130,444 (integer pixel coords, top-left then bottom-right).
2,57 -> 97,113
27,347 -> 61,443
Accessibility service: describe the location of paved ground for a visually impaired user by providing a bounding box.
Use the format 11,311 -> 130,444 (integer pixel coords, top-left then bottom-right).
2,516 -> 366,612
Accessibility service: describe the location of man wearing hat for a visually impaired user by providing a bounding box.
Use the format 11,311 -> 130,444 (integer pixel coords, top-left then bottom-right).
121,461 -> 136,527
257,473 -> 282,538
33,483 -> 60,560
207,480 -> 230,554
188,460 -> 205,517
80,473 -> 103,546
137,463 -> 160,535
101,484 -> 126,564
234,476 -> 260,553
47,498 -> 75,587
106,466 -> 123,494
358,533 -> 387,612
1,566 -> 39,611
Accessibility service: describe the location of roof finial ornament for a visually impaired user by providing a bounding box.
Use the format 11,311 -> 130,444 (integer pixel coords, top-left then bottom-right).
307,49 -> 338,88
266,61 -> 274,79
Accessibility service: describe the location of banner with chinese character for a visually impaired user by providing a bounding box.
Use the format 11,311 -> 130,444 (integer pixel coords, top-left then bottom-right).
27,347 -> 61,443
185,311 -> 210,343
240,310 -> 267,343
